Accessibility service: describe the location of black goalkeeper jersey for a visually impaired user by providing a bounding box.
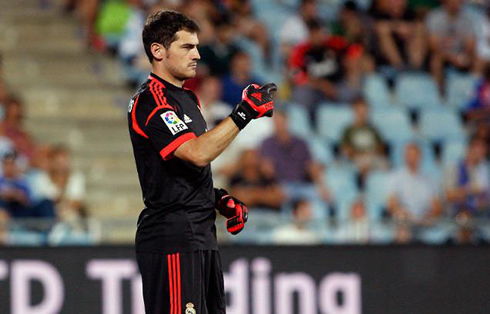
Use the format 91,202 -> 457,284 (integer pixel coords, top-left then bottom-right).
128,73 -> 217,253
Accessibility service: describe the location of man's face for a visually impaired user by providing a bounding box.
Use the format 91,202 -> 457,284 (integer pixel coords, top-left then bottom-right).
405,144 -> 421,170
445,0 -> 463,13
354,102 -> 368,124
164,30 -> 200,81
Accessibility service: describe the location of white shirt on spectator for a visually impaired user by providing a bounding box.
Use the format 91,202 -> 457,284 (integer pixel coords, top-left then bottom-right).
32,171 -> 86,202
388,167 -> 438,219
476,15 -> 490,61
426,8 -> 475,54
280,15 -> 309,46
272,224 -> 322,245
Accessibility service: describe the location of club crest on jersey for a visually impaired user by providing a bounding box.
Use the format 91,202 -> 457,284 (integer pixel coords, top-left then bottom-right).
161,111 -> 188,135
185,302 -> 196,314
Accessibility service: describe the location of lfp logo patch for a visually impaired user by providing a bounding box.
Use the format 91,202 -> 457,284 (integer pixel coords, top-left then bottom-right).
161,111 -> 188,135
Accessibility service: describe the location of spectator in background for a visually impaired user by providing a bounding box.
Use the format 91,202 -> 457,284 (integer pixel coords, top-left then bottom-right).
330,1 -> 371,47
369,0 -> 427,70
387,143 -> 443,225
27,144 -> 58,219
289,19 -> 366,115
0,152 -> 31,218
337,198 -> 370,243
272,198 -> 323,244
466,63 -> 490,125
225,0 -> 272,61
1,97 -> 35,162
199,16 -> 240,77
444,137 -> 489,217
229,149 -> 285,211
45,146 -> 86,221
341,98 -> 387,182
259,110 -> 332,203
427,0 -> 478,92
280,0 -> 319,58
221,51 -> 262,106
197,76 -> 230,129
475,3 -> 490,64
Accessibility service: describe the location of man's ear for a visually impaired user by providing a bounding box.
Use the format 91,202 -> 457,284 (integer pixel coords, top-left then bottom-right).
150,43 -> 165,61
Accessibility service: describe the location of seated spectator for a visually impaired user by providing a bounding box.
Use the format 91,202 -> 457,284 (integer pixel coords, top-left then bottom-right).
259,110 -> 332,202
272,198 -> 323,244
475,4 -> 490,64
0,151 -> 32,219
1,97 -> 35,162
446,210 -> 486,244
197,76 -> 230,129
387,143 -> 443,225
224,0 -> 272,61
280,0 -> 319,58
466,63 -> 490,125
337,198 -> 370,243
340,98 -> 387,180
330,1 -> 371,47
45,146 -> 87,222
427,0 -> 478,92
289,19 -> 366,114
198,16 -> 240,77
221,51 -> 262,106
27,144 -> 57,218
229,149 -> 285,211
369,0 -> 427,70
443,137 -> 489,217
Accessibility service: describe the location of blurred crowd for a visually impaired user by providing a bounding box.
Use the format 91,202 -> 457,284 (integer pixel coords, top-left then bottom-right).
0,73 -> 88,245
60,0 -> 490,245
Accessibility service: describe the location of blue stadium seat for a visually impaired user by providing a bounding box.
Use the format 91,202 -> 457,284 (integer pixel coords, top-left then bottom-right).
317,105 -> 354,143
324,166 -> 358,210
306,136 -> 334,165
445,73 -> 478,110
441,139 -> 467,166
395,72 -> 442,109
287,103 -> 313,138
419,108 -> 466,142
365,171 -> 392,220
363,73 -> 392,108
370,107 -> 414,144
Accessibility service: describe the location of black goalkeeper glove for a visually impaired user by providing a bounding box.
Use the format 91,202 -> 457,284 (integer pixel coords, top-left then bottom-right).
214,188 -> 248,235
229,83 -> 277,130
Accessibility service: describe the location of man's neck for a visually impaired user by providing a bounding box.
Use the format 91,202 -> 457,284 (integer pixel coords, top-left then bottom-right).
152,67 -> 184,88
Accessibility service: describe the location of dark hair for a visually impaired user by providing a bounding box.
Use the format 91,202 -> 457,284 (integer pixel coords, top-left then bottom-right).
142,10 -> 200,63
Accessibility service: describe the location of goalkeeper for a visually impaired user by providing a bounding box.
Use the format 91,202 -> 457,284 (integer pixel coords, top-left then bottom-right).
127,10 -> 276,314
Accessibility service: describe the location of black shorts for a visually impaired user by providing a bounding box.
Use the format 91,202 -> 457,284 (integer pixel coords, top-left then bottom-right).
136,249 -> 226,314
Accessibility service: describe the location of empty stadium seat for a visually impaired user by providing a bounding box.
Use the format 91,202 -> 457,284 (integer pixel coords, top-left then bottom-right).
370,107 -> 414,144
365,171 -> 392,220
307,136 -> 334,165
287,103 -> 313,138
363,73 -> 393,108
395,72 -> 442,109
446,73 -> 478,110
419,108 -> 466,142
441,139 -> 467,165
324,166 -> 359,210
317,105 -> 354,143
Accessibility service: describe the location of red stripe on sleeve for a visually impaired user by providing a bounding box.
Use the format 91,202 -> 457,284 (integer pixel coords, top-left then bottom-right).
167,254 -> 174,314
159,132 -> 197,161
131,96 -> 149,139
172,254 -> 178,314
176,253 -> 181,314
